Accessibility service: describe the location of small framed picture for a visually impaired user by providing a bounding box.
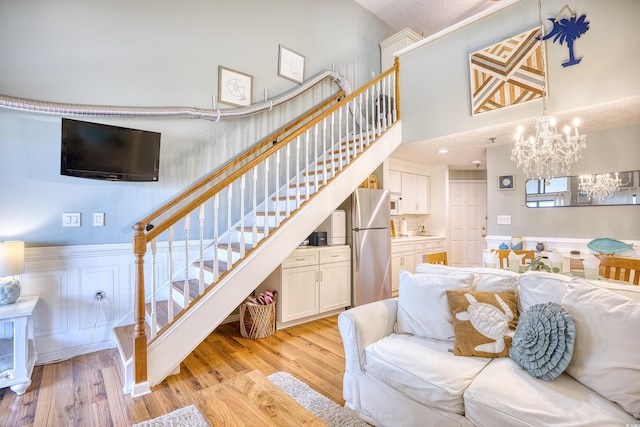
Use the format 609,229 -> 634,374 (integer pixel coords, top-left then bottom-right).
498,174 -> 515,191
218,66 -> 253,107
278,45 -> 305,84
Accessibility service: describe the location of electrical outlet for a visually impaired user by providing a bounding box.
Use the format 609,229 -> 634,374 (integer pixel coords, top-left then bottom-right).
95,291 -> 106,301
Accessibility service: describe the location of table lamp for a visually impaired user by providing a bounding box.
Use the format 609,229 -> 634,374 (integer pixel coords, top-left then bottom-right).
0,241 -> 24,305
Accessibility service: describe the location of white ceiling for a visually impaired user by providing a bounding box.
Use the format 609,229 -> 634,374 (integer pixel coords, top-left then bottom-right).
355,0 -> 640,170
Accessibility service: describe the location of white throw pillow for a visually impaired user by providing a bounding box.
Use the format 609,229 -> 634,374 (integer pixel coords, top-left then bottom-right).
414,263 -> 517,292
396,270 -> 474,341
518,271 -> 572,314
562,279 -> 640,418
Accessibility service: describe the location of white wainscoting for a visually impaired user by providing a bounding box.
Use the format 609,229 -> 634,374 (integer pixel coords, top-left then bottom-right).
11,242 -> 203,364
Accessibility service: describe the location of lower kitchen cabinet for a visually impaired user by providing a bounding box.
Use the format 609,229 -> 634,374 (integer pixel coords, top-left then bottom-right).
391,237 -> 446,297
257,245 -> 351,328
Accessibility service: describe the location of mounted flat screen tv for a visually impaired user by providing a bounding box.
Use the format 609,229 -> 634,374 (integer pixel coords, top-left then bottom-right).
61,118 -> 161,182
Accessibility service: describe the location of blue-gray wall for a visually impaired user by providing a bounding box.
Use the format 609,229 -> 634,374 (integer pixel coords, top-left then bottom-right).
396,0 -> 640,240
0,0 -> 394,246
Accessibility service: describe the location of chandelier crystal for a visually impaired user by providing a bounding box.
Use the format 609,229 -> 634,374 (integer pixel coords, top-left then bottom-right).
510,0 -> 587,180
511,116 -> 587,180
578,173 -> 621,201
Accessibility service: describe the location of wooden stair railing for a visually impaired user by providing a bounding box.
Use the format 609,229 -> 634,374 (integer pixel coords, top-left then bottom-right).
123,60 -> 400,395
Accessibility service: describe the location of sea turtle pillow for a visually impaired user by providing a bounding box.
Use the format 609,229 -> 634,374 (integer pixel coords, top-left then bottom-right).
446,290 -> 518,358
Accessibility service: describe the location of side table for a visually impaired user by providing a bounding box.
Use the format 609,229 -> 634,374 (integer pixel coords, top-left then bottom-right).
0,296 -> 39,395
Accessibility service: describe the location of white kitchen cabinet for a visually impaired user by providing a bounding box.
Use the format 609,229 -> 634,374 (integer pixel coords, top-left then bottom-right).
258,246 -> 351,328
391,242 -> 414,297
392,238 -> 446,297
388,169 -> 402,194
400,172 -> 430,214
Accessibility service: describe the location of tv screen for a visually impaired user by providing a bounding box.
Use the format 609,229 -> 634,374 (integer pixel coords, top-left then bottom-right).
61,118 -> 161,182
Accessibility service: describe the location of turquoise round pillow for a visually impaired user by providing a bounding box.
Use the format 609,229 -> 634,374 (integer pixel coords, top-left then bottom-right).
509,302 -> 575,381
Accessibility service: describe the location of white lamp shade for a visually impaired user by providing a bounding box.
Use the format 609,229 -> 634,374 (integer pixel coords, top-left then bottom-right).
0,241 -> 25,276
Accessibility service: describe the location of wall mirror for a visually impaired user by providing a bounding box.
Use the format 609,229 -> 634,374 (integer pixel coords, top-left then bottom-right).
525,170 -> 640,208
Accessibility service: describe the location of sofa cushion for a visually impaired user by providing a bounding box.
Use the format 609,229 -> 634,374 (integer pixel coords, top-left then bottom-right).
447,290 -> 518,357
464,358 -> 637,426
415,263 -> 518,292
562,279 -> 640,418
518,271 -> 572,313
509,302 -> 575,381
396,270 -> 474,341
365,333 -> 491,415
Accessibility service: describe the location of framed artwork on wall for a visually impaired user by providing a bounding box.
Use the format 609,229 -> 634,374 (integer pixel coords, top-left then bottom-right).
218,66 -> 253,107
498,174 -> 516,191
469,27 -> 546,116
278,45 -> 305,84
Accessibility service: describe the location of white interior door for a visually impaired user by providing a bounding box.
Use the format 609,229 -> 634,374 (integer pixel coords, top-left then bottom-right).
449,181 -> 487,267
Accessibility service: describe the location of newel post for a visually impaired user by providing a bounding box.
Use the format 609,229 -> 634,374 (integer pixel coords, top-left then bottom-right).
132,222 -> 149,394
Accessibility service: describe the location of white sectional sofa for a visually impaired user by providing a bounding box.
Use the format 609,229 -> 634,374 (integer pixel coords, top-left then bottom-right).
338,264 -> 640,427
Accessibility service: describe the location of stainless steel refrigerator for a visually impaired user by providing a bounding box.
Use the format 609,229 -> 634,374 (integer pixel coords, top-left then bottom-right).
349,188 -> 391,306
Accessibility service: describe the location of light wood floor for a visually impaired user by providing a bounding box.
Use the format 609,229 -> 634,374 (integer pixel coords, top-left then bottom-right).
0,315 -> 346,426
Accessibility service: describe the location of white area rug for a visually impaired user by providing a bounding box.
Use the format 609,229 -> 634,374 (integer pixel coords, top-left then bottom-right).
132,405 -> 209,427
267,371 -> 370,426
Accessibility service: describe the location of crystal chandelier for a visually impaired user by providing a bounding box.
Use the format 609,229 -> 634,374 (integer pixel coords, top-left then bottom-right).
510,0 -> 587,181
578,173 -> 621,201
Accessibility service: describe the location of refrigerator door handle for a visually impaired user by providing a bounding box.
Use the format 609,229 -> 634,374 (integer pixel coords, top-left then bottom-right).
354,231 -> 361,272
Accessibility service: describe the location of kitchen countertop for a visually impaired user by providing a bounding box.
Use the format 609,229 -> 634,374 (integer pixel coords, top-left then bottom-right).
392,235 -> 444,241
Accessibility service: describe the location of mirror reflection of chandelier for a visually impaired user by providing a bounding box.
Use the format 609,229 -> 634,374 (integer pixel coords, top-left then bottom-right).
510,0 -> 587,181
578,173 -> 621,201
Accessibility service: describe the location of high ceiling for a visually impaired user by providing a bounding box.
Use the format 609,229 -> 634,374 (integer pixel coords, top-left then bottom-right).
355,0 -> 640,170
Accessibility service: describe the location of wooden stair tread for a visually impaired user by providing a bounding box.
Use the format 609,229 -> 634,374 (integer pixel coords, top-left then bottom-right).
217,242 -> 253,253
202,259 -> 229,273
114,323 -> 151,362
171,278 -> 203,300
145,299 -> 183,327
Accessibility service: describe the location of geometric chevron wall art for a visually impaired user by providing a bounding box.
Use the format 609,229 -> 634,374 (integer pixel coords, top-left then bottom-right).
469,27 -> 546,116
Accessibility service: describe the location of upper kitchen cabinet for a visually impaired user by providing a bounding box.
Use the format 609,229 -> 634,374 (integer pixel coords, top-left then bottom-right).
388,169 -> 402,194
401,172 -> 430,214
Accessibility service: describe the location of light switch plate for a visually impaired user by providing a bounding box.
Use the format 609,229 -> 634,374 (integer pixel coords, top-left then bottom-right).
497,215 -> 511,225
62,212 -> 81,227
93,213 -> 105,227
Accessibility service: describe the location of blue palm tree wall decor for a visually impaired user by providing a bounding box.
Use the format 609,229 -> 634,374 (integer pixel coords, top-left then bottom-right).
540,13 -> 590,68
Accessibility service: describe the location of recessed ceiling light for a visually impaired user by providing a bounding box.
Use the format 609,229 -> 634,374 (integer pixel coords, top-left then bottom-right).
437,149 -> 449,154
471,160 -> 482,164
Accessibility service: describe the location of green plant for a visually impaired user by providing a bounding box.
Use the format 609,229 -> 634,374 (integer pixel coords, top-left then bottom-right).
527,256 -> 561,273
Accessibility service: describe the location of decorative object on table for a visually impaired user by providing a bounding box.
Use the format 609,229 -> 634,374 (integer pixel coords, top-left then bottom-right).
581,255 -> 600,280
0,241 -> 24,306
539,5 -> 590,68
482,250 -> 499,268
469,27 -> 545,116
527,256 -> 560,273
498,242 -> 509,250
508,251 -> 526,273
536,242 -> 545,252
510,0 -> 586,181
278,45 -> 305,84
510,302 -> 575,381
547,251 -> 565,272
240,290 -> 277,339
511,236 -> 523,250
497,174 -> 515,191
578,173 -> 621,201
218,66 -> 253,107
587,238 -> 633,255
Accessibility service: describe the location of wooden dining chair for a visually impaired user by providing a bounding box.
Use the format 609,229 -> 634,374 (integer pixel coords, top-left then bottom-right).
491,249 -> 535,269
597,255 -> 640,285
423,251 -> 448,265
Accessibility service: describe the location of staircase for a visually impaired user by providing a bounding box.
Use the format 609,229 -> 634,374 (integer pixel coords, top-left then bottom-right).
114,64 -> 402,397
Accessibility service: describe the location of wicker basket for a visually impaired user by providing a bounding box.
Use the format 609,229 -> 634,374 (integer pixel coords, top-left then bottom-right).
240,291 -> 277,339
